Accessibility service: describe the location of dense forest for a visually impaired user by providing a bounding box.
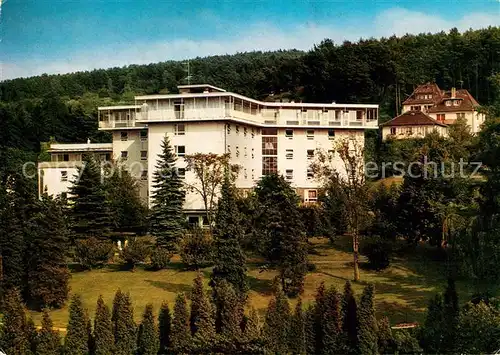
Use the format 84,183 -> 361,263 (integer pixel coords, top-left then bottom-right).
1,26 -> 500,162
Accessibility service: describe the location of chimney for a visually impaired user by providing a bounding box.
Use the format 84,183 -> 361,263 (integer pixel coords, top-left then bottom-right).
451,87 -> 456,99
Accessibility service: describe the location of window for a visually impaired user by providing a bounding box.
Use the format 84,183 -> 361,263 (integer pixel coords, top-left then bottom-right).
140,130 -> 148,141
227,145 -> 231,155
244,168 -> 247,179
328,129 -> 335,139
406,127 -> 413,135
121,151 -> 128,160
390,127 -> 396,135
202,216 -> 209,226
244,127 -> 247,137
251,169 -> 255,179
141,170 -> 148,181
306,130 -> 314,140
141,151 -> 148,160
453,100 -> 460,106
307,149 -> 315,160
251,148 -> 254,159
356,110 -> 363,120
177,168 -> 186,179
244,147 -> 247,157
285,129 -> 293,139
410,106 -> 421,111
335,110 -> 341,120
251,128 -> 255,138
262,157 -> 277,175
286,169 -> 293,180
445,100 -> 452,106
226,124 -> 231,135
188,216 -> 199,226
60,171 -> 68,182
175,124 -> 185,135
236,125 -> 240,134
262,137 -> 278,155
120,131 -> 128,141
307,190 -> 318,201
175,145 -> 185,157
236,146 -> 240,158
437,114 -> 445,122
328,150 -> 335,161
286,149 -> 294,159
456,113 -> 465,119
261,128 -> 278,136
307,169 -> 314,180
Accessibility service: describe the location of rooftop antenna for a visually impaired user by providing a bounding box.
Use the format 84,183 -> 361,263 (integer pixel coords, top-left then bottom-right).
183,59 -> 192,85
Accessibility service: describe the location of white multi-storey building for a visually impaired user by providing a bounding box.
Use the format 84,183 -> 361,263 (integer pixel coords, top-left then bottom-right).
39,84 -> 379,223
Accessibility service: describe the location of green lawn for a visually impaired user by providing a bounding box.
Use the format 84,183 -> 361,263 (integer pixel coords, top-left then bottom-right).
31,237 -> 492,330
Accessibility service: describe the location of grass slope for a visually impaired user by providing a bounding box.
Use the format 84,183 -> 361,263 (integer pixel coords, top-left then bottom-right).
31,237 -> 493,329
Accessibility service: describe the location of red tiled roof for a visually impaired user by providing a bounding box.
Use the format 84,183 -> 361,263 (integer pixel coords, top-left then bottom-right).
427,89 -> 479,113
402,83 -> 443,105
380,110 -> 448,127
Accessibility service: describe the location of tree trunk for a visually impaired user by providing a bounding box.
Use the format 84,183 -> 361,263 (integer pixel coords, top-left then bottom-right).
353,233 -> 360,281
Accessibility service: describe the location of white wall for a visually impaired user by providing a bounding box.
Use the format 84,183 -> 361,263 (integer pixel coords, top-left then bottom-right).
38,164 -> 80,198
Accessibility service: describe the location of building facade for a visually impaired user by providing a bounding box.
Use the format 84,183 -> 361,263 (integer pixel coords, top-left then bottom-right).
382,83 -> 485,140
39,84 -> 379,221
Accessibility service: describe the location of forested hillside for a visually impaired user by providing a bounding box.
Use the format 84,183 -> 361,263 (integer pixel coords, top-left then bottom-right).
1,26 -> 500,160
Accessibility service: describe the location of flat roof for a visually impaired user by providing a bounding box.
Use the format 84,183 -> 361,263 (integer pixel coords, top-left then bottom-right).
134,91 -> 378,109
98,105 -> 141,110
48,143 -> 113,153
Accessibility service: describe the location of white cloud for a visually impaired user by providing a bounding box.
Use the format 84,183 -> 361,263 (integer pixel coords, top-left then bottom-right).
2,7 -> 499,80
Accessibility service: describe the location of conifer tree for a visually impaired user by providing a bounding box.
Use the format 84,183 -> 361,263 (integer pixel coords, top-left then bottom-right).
36,309 -> 61,355
341,280 -> 358,354
357,284 -> 378,355
26,195 -> 70,309
211,174 -> 247,295
212,280 -> 242,339
244,307 -> 261,342
190,274 -> 215,344
263,287 -> 291,354
26,317 -> 38,354
322,286 -> 343,354
158,302 -> 172,354
313,282 -> 327,354
171,293 -> 191,354
68,154 -> 112,239
64,294 -> 89,355
289,298 -> 306,355
93,295 -> 114,355
149,136 -> 185,256
377,316 -> 396,354
137,304 -> 160,355
304,306 -> 316,355
443,278 -> 459,352
87,317 -> 94,355
112,291 -> 136,355
0,288 -> 30,355
419,294 -> 445,353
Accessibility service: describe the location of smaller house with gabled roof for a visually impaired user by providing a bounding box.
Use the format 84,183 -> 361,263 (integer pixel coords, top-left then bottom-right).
380,110 -> 448,140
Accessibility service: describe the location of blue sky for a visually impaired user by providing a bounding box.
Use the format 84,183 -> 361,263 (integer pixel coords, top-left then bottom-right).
1,0 -> 499,80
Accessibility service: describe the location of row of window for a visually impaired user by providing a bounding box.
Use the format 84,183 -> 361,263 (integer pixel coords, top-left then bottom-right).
226,125 -> 256,138
120,146 -> 185,160
285,129 -> 336,140
121,130 -> 149,141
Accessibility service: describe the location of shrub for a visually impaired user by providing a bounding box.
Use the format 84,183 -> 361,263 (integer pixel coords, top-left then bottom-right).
74,237 -> 113,270
150,247 -> 172,270
180,228 -> 213,270
361,236 -> 392,271
120,237 -> 152,270
393,329 -> 421,354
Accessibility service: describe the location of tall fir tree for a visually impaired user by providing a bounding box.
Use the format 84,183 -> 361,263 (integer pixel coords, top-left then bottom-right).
149,136 -> 185,255
68,154 -> 113,239
0,288 -> 30,355
171,293 -> 191,354
189,274 -> 215,345
93,295 -> 114,355
26,195 -> 70,309
419,293 -> 445,353
322,286 -> 343,354
212,280 -> 242,339
36,309 -> 61,355
26,317 -> 38,354
254,174 -> 308,296
341,280 -> 358,354
263,287 -> 291,354
243,307 -> 261,342
137,304 -> 160,355
64,294 -> 89,355
304,306 -> 316,355
313,282 -> 327,354
111,290 -> 136,355
357,284 -> 378,355
377,316 -> 396,354
211,174 -> 247,295
443,278 -> 459,352
158,301 -> 172,354
289,298 -> 306,355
